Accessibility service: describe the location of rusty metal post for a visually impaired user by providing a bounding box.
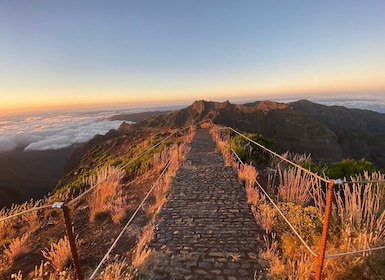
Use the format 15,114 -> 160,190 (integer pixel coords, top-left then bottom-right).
63,204 -> 84,280
53,202 -> 83,280
315,180 -> 335,280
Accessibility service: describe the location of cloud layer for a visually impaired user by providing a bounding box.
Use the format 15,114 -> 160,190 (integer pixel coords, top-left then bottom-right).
0,110 -> 125,152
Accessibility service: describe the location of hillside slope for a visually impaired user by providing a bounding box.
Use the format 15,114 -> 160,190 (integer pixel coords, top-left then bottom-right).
140,99 -> 385,168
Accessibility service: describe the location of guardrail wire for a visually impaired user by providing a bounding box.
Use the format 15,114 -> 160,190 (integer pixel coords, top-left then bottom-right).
209,121 -> 385,279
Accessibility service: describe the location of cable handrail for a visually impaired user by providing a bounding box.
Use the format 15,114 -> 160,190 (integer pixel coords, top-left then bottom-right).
342,179 -> 385,184
228,126 -> 330,184
229,147 -> 319,257
3,119 -> 385,278
68,124 -> 192,206
222,123 -> 385,260
0,204 -> 52,223
325,245 -> 385,258
0,124 -> 193,221
88,160 -> 172,279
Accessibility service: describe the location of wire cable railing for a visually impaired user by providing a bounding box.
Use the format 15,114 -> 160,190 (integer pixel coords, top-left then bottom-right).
209,121 -> 385,279
230,146 -> 318,257
89,160 -> 172,279
228,127 -> 329,184
3,120 -> 385,279
0,124 -> 193,221
0,123 -> 195,280
68,123 -> 193,207
0,204 -> 52,223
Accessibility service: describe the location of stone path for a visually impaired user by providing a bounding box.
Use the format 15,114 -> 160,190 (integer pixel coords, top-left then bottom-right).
147,128 -> 265,280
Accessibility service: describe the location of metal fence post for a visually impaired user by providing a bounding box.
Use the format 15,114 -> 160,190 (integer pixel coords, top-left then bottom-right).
53,202 -> 84,280
315,179 -> 335,280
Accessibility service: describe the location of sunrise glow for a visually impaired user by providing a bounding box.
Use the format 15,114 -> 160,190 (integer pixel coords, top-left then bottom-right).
1,1 -> 384,114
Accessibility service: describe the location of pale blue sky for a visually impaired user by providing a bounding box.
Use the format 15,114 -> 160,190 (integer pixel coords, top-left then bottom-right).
1,0 -> 384,112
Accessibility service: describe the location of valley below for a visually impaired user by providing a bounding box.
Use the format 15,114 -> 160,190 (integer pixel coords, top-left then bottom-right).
0,146 -> 75,207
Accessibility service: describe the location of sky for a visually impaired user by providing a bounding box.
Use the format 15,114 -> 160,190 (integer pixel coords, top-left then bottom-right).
1,0 -> 385,114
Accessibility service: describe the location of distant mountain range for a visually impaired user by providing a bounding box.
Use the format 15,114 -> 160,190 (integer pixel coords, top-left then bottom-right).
139,99 -> 385,168
2,99 -> 385,207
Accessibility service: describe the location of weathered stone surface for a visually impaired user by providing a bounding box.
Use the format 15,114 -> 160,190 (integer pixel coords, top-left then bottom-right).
147,129 -> 265,279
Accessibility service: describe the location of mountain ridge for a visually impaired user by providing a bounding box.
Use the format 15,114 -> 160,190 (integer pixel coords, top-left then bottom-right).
139,99 -> 385,168
2,99 -> 385,207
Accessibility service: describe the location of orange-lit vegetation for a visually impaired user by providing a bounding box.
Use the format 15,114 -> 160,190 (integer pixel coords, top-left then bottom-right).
4,232 -> 30,264
4,120 -> 384,279
86,166 -> 125,222
41,235 -> 72,271
212,124 -> 385,279
0,125 -> 194,279
131,224 -> 154,269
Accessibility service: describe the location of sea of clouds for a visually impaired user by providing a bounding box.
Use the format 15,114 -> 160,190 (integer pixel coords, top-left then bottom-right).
0,110 -> 128,152
309,97 -> 385,113
0,102 -> 187,153
270,95 -> 385,113
1,96 -> 384,153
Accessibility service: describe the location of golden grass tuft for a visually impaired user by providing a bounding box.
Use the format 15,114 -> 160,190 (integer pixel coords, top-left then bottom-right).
33,261 -> 75,280
331,172 -> 385,264
96,257 -> 132,280
245,186 -> 260,206
4,232 -> 30,263
107,196 -> 127,224
260,233 -> 285,277
277,167 -> 312,206
132,224 -> 154,269
10,271 -> 23,280
41,235 -> 72,271
86,166 -> 125,222
238,164 -> 258,189
0,206 -> 18,243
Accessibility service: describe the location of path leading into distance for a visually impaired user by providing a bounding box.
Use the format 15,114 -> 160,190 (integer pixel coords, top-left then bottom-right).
147,128 -> 265,280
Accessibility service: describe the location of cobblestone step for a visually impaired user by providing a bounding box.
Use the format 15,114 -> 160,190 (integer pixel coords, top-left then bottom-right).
146,128 -> 265,279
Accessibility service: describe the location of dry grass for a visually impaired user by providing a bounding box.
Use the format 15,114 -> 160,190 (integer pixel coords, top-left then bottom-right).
210,125 -> 232,166
23,210 -> 40,232
41,235 -> 72,271
286,250 -> 315,280
32,260 -> 75,280
4,232 -> 31,263
0,206 -> 18,243
96,257 -> 132,280
239,164 -> 258,189
107,195 -> 127,224
200,121 -> 212,129
10,271 -> 23,280
20,200 -> 41,232
212,127 -> 385,278
260,168 -> 385,278
145,195 -> 167,222
145,143 -> 187,220
330,172 -> 385,262
246,186 -> 260,206
277,167 -> 313,206
261,233 -> 285,277
86,166 -> 125,222
132,224 -> 154,269
260,203 -> 276,233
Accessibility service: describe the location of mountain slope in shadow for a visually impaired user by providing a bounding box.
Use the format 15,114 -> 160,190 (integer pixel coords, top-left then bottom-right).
140,99 -> 385,169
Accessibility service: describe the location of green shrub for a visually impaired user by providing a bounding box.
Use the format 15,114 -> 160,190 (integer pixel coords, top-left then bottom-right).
304,158 -> 380,179
231,133 -> 274,164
